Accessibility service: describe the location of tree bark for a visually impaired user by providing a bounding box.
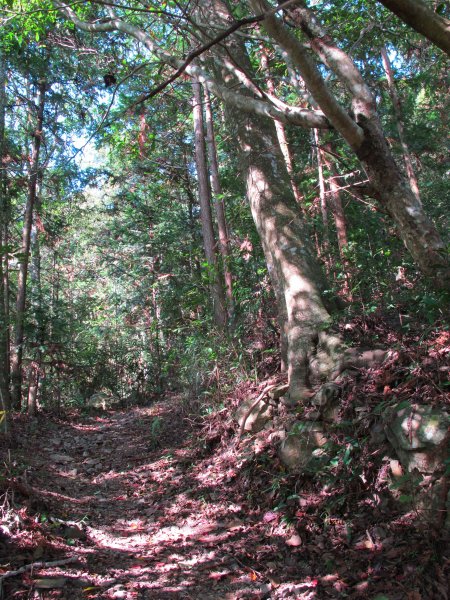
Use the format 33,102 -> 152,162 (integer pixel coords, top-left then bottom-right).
259,45 -> 304,207
0,48 -> 10,411
321,145 -> 352,298
56,0 -> 448,286
192,78 -> 227,330
376,0 -> 450,56
203,87 -> 234,312
11,79 -> 46,409
192,0 -> 340,399
381,45 -> 421,202
27,178 -> 44,416
238,111 -> 336,401
258,0 -> 449,287
314,129 -> 330,255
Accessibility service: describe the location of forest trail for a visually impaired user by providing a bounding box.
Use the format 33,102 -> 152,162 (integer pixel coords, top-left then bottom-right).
2,392 -> 448,599
2,397 -> 322,599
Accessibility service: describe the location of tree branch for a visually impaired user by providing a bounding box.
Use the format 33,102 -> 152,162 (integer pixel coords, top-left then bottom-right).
53,0 -> 331,129
377,0 -> 450,56
0,557 -> 79,584
250,0 -> 364,147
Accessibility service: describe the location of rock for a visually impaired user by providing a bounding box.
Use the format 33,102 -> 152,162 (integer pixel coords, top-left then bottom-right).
384,404 -> 449,473
312,383 -> 341,408
279,422 -> 329,472
49,453 -> 73,464
268,383 -> 289,400
370,422 -> 387,446
408,476 -> 450,529
235,396 -> 273,433
332,347 -> 387,380
309,349 -> 336,381
285,532 -> 302,547
312,382 -> 341,421
86,391 -> 120,410
34,578 -> 67,589
390,459 -> 403,477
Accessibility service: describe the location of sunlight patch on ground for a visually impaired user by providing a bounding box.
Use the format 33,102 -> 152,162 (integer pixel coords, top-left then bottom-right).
86,526 -> 152,551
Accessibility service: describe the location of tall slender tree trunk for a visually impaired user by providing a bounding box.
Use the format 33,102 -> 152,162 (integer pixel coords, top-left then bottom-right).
138,106 -> 148,158
11,79 -> 46,409
192,78 -> 227,330
27,178 -> 44,416
314,129 -> 330,256
203,87 -> 234,311
0,48 -> 10,421
259,45 -> 304,207
320,145 -> 352,297
381,46 -> 421,202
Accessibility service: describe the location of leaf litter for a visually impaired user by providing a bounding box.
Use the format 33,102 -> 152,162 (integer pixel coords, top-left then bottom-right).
0,321 -> 449,599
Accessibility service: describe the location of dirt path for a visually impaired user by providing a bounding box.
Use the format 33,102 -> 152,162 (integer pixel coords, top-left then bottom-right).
2,394 -> 448,599
2,398 -> 321,599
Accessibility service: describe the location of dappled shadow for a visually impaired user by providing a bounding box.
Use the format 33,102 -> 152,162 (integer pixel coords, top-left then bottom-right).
2,398 -> 302,598
2,372 -> 448,599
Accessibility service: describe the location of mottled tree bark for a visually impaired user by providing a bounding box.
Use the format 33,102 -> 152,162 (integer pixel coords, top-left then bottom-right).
321,145 -> 352,298
0,49 -> 10,420
203,87 -> 234,312
376,0 -> 450,56
192,0 -> 340,400
257,0 -> 449,287
259,45 -> 303,207
192,78 -> 227,330
27,178 -> 44,416
314,129 -> 330,256
236,112 -> 336,400
56,0 -> 448,286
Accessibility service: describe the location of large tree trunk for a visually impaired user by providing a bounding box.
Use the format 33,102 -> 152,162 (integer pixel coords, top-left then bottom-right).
354,117 -> 445,280
259,0 -> 449,288
192,78 -> 228,330
193,0 -> 340,400
236,111 -> 338,401
11,79 -> 46,409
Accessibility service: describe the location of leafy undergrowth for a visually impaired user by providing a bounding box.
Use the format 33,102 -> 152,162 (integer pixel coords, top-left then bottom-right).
0,318 -> 449,599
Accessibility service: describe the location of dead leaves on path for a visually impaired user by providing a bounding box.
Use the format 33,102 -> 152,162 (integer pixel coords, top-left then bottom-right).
1,321 -> 449,600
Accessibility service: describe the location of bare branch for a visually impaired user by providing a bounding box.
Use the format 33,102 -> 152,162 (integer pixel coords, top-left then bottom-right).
53,0 -> 331,129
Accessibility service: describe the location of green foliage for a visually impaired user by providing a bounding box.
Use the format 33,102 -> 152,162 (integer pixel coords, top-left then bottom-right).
1,0 -> 447,413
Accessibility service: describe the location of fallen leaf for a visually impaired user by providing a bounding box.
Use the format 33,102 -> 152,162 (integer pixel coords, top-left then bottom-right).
263,511 -> 278,523
286,533 -> 302,547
